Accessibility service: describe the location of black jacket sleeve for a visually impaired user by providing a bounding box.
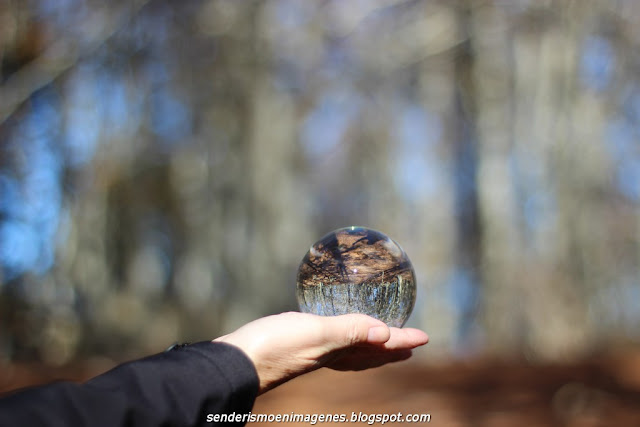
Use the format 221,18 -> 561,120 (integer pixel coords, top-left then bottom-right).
0,341 -> 259,427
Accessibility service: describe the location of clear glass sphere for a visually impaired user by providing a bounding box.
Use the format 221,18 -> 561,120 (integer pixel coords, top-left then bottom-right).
296,226 -> 416,327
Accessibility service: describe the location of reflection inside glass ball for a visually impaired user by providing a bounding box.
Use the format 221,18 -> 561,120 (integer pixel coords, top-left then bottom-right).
296,226 -> 416,327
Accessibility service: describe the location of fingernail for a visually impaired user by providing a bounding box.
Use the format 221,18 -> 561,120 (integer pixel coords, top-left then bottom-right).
367,325 -> 389,343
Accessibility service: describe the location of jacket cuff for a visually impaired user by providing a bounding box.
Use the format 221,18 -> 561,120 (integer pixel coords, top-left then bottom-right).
184,341 -> 260,414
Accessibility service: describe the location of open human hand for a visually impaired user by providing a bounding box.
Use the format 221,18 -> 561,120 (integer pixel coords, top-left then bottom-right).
214,312 -> 429,394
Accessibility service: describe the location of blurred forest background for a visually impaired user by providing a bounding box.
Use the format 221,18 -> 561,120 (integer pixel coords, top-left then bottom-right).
1,0 -> 639,367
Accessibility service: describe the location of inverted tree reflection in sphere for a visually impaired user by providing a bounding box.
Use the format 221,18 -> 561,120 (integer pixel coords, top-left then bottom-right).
296,226 -> 416,327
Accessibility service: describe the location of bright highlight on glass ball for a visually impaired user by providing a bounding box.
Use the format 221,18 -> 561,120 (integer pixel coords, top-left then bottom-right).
296,226 -> 416,327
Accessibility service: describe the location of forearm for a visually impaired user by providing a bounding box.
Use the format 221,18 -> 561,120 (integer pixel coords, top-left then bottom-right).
0,342 -> 259,427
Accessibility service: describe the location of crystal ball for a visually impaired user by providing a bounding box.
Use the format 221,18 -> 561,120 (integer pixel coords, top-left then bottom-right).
296,226 -> 416,327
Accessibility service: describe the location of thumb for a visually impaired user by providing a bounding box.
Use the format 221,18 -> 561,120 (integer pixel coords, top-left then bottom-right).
322,314 -> 391,350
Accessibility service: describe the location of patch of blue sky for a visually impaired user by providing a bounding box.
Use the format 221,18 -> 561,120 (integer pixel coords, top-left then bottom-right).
580,35 -> 614,92
19,150 -> 62,276
0,220 -> 41,280
393,103 -> 443,203
522,191 -> 555,231
448,267 -> 478,315
509,147 -> 556,232
445,266 -> 481,354
64,66 -> 101,167
0,175 -> 21,218
18,97 -> 63,225
605,118 -> 635,159
624,90 -> 640,124
1,92 -> 63,281
301,90 -> 361,160
36,0 -> 86,30
616,157 -> 640,202
150,88 -> 192,150
604,117 -> 640,202
274,0 -> 313,30
98,72 -> 138,145
22,150 -> 62,225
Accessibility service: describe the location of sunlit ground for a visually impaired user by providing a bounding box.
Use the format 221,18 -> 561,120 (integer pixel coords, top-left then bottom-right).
2,351 -> 640,426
